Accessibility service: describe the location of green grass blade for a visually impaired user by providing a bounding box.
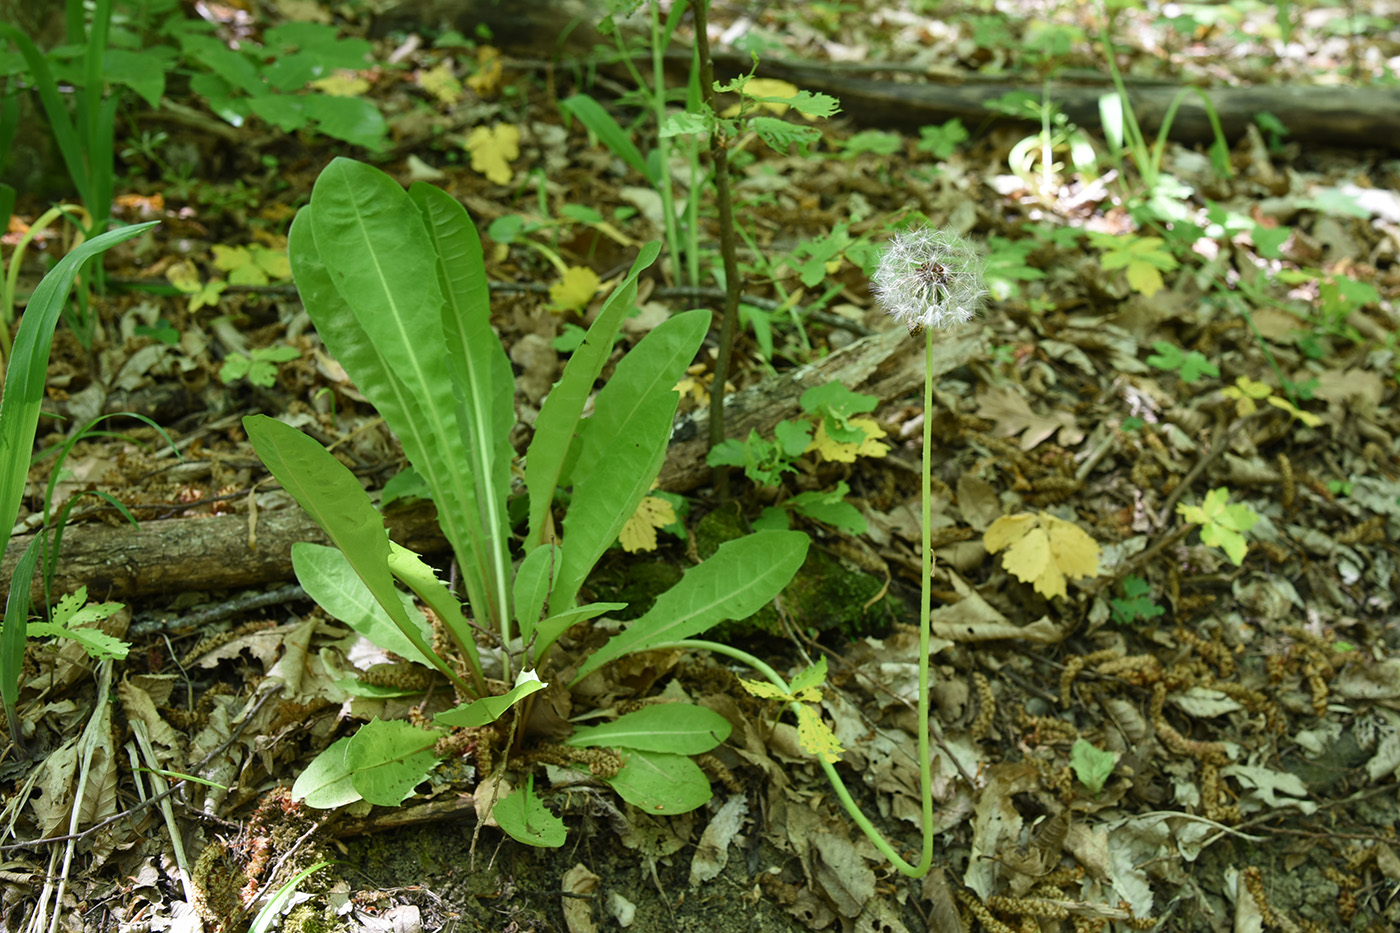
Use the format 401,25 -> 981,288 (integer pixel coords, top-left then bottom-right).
560,94 -> 655,183
0,222 -> 156,545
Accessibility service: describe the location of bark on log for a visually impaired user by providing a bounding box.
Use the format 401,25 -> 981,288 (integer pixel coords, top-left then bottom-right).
738,57 -> 1400,152
1,325 -> 984,603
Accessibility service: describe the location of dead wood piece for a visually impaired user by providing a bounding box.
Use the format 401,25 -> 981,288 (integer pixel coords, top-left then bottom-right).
0,502 -> 449,605
2,326 -> 982,602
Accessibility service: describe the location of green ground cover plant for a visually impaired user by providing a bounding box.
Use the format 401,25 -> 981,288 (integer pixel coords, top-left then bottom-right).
247,156 -> 808,846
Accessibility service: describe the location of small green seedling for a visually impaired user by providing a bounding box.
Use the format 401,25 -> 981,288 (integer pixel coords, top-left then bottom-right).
1070,739 -> 1117,795
1146,340 -> 1219,383
26,587 -> 128,660
220,345 -> 300,388
740,656 -> 844,763
1177,487 -> 1259,565
1110,575 -> 1164,627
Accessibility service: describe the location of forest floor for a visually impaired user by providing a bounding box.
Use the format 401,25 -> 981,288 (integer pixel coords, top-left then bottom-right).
3,2 -> 1400,932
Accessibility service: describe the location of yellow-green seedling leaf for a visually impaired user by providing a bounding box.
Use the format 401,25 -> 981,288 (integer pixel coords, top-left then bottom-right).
740,657 -> 843,762
566,703 -> 730,755
27,586 -> 129,661
418,60 -> 463,105
795,704 -> 845,764
807,417 -> 889,464
1176,487 -> 1259,565
1070,739 -> 1118,795
1089,232 -> 1178,297
309,72 -> 370,96
493,773 -> 565,847
166,259 -> 226,311
788,656 -> 829,697
549,265 -> 600,313
1265,395 -> 1322,427
1222,375 -> 1273,416
619,494 -> 676,553
212,243 -> 290,286
436,670 -> 547,728
464,122 -> 520,184
984,511 -> 1101,600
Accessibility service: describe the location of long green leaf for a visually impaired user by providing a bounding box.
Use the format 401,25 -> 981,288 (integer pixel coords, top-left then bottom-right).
243,414 -> 469,694
571,530 -> 808,684
560,94 -> 654,183
408,181 -> 513,642
524,241 -> 661,551
386,541 -> 484,687
0,222 -> 156,546
296,160 -> 481,626
291,542 -> 434,667
553,309 -> 710,611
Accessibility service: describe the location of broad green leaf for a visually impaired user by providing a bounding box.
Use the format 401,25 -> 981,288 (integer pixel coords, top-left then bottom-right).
525,242 -> 661,552
243,415 -> 465,691
572,530 -> 808,684
554,309 -> 711,611
493,774 -> 565,847
292,542 -> 433,667
566,704 -> 730,754
435,673 -> 548,728
292,735 -> 360,808
293,160 -> 483,635
1070,739 -> 1118,795
345,718 -> 444,806
409,181 -> 513,641
604,749 -> 711,814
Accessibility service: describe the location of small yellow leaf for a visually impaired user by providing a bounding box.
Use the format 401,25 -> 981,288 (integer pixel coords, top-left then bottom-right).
795,704 -> 844,763
464,122 -> 520,185
739,678 -> 787,700
807,418 -> 889,463
549,265 -> 601,313
983,513 -> 1038,554
619,495 -> 676,553
1126,260 -> 1165,297
984,511 -> 1100,600
418,60 -> 463,105
721,78 -> 799,117
465,46 -> 503,96
1265,395 -> 1322,427
309,72 -> 369,96
1222,375 -> 1272,416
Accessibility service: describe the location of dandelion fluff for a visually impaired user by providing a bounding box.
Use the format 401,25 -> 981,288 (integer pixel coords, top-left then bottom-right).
870,226 -> 988,331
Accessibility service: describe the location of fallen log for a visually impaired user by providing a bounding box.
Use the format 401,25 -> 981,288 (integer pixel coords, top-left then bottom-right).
1,325 -> 984,602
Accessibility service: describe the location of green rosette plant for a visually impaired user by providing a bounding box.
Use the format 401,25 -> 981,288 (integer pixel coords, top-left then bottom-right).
247,157 -> 807,846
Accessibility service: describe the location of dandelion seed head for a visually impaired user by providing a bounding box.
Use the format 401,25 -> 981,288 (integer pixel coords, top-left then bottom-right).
871,226 -> 988,331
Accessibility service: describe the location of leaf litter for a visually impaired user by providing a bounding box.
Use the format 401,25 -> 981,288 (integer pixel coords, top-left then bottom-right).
3,2 -> 1400,932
